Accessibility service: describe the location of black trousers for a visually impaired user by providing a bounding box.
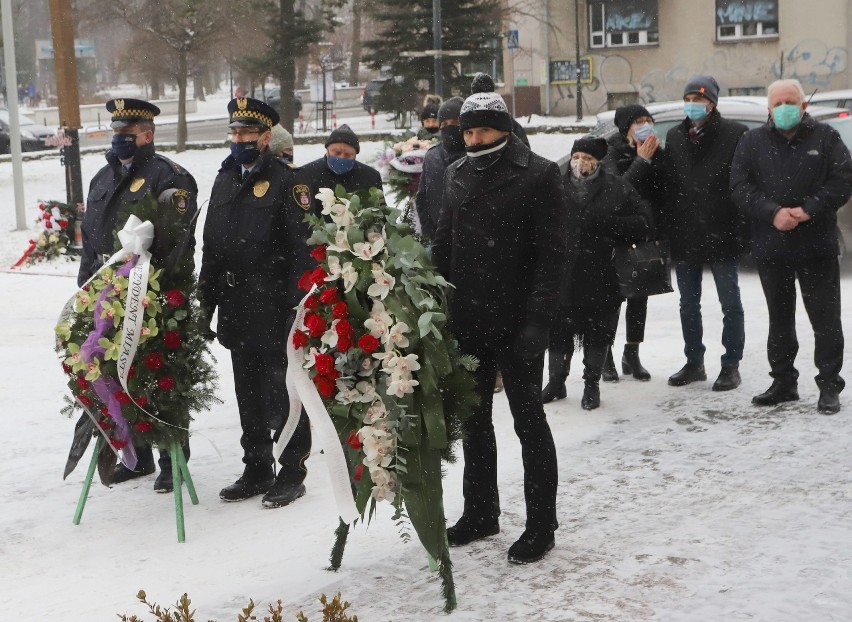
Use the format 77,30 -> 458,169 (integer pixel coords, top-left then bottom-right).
550,304 -> 621,351
230,348 -> 312,476
757,257 -> 845,392
132,442 -> 190,471
458,333 -> 558,534
623,296 -> 648,343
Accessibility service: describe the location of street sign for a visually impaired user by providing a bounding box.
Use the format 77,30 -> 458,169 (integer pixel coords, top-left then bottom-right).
549,57 -> 594,85
507,29 -> 519,49
35,39 -> 95,60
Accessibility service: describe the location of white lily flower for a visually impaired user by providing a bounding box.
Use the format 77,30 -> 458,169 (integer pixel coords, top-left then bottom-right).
388,322 -> 411,348
315,188 -> 336,211
321,322 -> 339,348
367,228 -> 386,244
387,375 -> 420,398
327,230 -> 351,253
367,263 -> 395,299
363,399 -> 387,424
355,380 -> 378,403
328,201 -> 355,228
335,382 -> 361,404
325,255 -> 342,282
341,262 -> 359,292
352,237 -> 386,261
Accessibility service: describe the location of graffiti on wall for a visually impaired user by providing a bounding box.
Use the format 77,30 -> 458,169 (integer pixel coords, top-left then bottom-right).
715,1 -> 778,25
771,39 -> 848,87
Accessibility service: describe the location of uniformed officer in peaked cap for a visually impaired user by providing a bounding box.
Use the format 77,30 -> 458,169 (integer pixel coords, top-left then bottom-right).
198,96 -> 314,508
78,97 -> 198,492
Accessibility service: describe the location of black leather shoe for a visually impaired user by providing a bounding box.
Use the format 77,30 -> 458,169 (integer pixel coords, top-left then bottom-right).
112,458 -> 155,484
622,346 -> 651,381
752,381 -> 799,406
219,468 -> 275,502
154,468 -> 174,493
712,366 -> 741,392
261,473 -> 307,508
446,515 -> 500,547
668,363 -> 707,387
817,389 -> 841,415
581,381 -> 600,410
601,348 -> 619,382
541,381 -> 567,404
507,530 -> 555,564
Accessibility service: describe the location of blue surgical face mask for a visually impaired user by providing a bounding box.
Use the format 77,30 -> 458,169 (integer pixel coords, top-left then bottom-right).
772,104 -> 803,131
230,140 -> 261,165
683,102 -> 709,122
633,122 -> 655,143
327,155 -> 356,175
111,133 -> 139,160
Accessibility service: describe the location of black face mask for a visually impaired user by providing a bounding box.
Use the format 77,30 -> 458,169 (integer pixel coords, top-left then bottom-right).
440,125 -> 465,152
111,133 -> 139,160
424,126 -> 439,134
465,135 -> 509,170
230,140 -> 261,165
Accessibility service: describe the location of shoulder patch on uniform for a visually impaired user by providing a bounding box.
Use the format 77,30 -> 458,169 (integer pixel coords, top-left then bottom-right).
292,184 -> 312,211
171,188 -> 191,214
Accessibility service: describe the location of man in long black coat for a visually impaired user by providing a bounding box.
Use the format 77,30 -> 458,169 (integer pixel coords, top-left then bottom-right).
198,97 -> 314,507
731,78 -> 852,415
432,89 -> 567,565
78,98 -> 198,493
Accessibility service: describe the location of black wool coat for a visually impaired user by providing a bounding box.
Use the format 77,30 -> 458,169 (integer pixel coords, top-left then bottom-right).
198,151 -> 314,352
415,141 -> 466,243
730,113 -> 852,265
295,156 -> 383,217
79,143 -> 198,286
663,112 -> 749,263
432,135 -> 568,344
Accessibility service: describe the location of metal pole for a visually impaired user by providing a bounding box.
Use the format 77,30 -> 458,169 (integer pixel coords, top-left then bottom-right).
511,47 -> 516,118
543,0 -> 551,115
2,0 -> 26,230
574,0 -> 583,120
321,60 -> 328,132
432,0 -> 442,97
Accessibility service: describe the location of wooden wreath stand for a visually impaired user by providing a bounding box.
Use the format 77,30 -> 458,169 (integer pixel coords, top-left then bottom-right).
72,437 -> 198,542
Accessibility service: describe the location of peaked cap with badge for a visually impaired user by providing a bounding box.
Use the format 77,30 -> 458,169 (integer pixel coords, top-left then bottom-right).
228,97 -> 279,129
107,98 -> 161,129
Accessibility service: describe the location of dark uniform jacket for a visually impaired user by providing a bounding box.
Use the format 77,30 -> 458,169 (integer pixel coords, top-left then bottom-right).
78,143 -> 198,286
561,169 -> 652,310
432,134 -> 568,344
663,112 -> 749,264
730,113 -> 852,265
415,141 -> 466,243
198,151 -> 313,352
295,156 -> 383,217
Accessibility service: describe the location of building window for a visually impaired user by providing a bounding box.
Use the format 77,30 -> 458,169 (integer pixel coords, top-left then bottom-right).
589,0 -> 659,49
716,0 -> 779,41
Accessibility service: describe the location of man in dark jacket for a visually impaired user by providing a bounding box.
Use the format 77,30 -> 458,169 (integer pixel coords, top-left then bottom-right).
731,78 -> 852,415
78,98 -> 197,493
295,124 -> 383,216
415,96 -> 465,245
664,75 -> 748,392
432,89 -> 568,565
198,97 -> 314,507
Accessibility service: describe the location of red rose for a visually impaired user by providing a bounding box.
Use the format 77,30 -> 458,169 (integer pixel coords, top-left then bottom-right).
310,267 -> 328,287
135,396 -> 149,408
304,313 -> 327,338
314,352 -> 335,376
82,284 -> 90,292
78,394 -> 93,407
164,331 -> 181,350
357,334 -> 380,354
313,374 -> 336,398
319,288 -> 339,304
346,430 -> 363,450
165,289 -> 187,307
332,302 -> 348,319
158,376 -> 176,391
303,295 -> 320,311
134,420 -> 153,433
327,367 -> 341,381
114,391 -> 132,405
297,270 -> 314,292
112,439 -> 127,450
76,376 -> 90,390
337,335 -> 352,352
59,219 -> 69,228
292,330 -> 309,349
97,419 -> 110,430
98,405 -> 110,416
143,352 -> 164,370
353,464 -> 364,481
310,245 -> 327,262
335,319 -> 352,336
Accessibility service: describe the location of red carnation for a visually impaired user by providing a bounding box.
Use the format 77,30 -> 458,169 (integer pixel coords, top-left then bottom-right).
134,420 -> 153,433
165,289 -> 187,307
164,331 -> 181,350
158,376 -> 177,391
304,313 -> 327,338
135,396 -> 149,408
310,245 -> 327,262
114,391 -> 132,405
346,430 -> 363,450
310,266 -> 328,287
335,319 -> 352,336
76,376 -> 90,390
292,330 -> 309,349
143,352 -> 164,370
314,352 -> 335,376
313,374 -> 336,398
128,364 -> 137,379
97,419 -> 110,430
297,270 -> 314,292
337,335 -> 352,352
319,288 -> 339,304
327,367 -> 342,381
358,334 -> 380,354
353,464 -> 364,481
98,405 -> 110,416
303,295 -> 320,311
78,394 -> 93,408
332,301 -> 348,319
112,439 -> 128,450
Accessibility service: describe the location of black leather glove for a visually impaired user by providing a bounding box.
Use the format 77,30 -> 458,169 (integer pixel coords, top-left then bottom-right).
198,306 -> 217,342
513,322 -> 549,361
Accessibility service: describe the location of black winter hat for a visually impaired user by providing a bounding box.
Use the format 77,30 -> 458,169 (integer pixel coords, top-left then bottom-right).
420,103 -> 439,121
471,72 -> 496,94
614,104 -> 653,136
438,96 -> 464,123
683,75 -> 720,104
571,136 -> 608,161
325,124 -> 360,154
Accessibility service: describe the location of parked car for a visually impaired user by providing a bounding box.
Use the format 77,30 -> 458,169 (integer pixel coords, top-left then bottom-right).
249,87 -> 303,117
361,77 -> 389,113
807,89 -> 852,111
0,109 -> 56,154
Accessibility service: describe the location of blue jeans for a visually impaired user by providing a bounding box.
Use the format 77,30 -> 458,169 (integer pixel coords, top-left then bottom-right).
675,260 -> 745,368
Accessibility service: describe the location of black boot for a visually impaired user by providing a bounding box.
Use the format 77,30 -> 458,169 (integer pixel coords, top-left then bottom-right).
622,344 -> 651,381
541,349 -> 570,403
262,470 -> 307,508
111,445 -> 155,484
154,442 -> 190,493
446,514 -> 500,547
220,465 -> 275,502
752,380 -> 799,406
582,345 -> 605,410
817,389 -> 841,415
581,381 -> 600,410
507,529 -> 555,564
668,362 -> 707,387
601,347 -> 619,382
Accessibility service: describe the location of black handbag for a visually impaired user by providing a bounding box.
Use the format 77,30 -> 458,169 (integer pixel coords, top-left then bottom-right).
612,240 -> 673,299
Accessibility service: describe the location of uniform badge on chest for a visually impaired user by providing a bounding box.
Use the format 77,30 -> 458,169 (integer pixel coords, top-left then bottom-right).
292,184 -> 311,211
253,179 -> 270,198
129,178 -> 146,193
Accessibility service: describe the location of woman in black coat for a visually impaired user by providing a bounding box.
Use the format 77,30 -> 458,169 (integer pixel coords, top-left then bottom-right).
599,104 -> 666,382
542,136 -> 652,410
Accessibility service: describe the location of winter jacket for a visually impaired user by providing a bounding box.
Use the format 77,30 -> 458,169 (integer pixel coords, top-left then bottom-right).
560,168 -> 652,310
663,112 -> 749,263
198,151 -> 313,352
415,142 -> 466,243
295,156 -> 383,217
730,113 -> 852,265
79,143 -> 198,286
432,134 -> 568,343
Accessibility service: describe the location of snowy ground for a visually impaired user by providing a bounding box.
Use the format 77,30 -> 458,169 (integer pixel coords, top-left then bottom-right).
1,127 -> 851,621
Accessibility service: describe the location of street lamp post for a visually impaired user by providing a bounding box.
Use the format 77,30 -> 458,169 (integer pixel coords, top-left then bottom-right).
574,0 -> 583,120
432,0 -> 442,97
